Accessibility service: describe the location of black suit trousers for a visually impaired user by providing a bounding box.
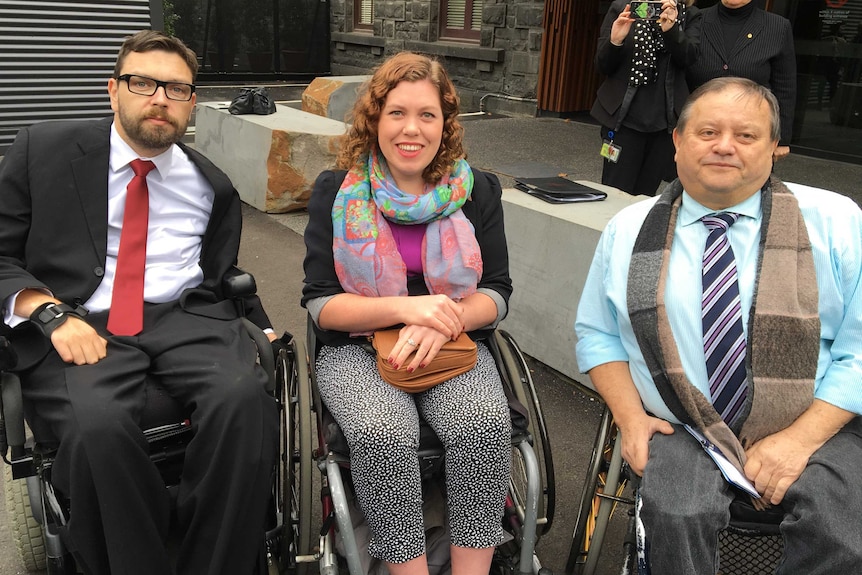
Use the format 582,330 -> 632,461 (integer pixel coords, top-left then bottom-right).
20,301 -> 279,575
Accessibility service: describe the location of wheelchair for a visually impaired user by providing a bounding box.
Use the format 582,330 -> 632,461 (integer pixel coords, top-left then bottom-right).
274,322 -> 556,575
0,272 -> 287,574
564,383 -> 784,575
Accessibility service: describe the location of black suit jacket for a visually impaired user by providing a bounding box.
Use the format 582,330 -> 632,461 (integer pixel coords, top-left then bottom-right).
0,117 -> 271,368
686,6 -> 796,144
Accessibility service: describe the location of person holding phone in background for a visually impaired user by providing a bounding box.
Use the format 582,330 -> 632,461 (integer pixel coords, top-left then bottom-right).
591,0 -> 702,196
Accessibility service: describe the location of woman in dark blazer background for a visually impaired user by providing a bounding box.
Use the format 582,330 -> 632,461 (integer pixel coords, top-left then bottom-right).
686,0 -> 796,159
591,0 -> 702,196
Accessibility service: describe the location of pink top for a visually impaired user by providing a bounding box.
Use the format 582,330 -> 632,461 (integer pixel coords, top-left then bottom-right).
388,222 -> 427,276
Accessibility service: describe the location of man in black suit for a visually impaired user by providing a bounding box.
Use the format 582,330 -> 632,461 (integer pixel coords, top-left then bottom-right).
0,30 -> 278,575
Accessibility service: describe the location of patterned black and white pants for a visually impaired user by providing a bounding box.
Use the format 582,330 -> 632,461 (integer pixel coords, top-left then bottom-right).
315,342 -> 511,563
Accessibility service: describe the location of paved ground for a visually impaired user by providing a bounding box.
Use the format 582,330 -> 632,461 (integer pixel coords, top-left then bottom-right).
2,94 -> 860,574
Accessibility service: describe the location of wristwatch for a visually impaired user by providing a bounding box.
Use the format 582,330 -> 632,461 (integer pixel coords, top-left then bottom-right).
29,302 -> 89,338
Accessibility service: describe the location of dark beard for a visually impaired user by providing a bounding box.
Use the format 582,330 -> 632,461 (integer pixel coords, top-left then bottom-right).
120,108 -> 188,151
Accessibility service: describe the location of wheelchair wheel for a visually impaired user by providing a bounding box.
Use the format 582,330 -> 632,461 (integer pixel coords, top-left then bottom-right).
277,336 -> 314,575
494,330 -> 555,539
566,405 -> 630,575
3,464 -> 47,572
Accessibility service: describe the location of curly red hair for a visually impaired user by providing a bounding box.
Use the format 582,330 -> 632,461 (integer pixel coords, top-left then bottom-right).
337,52 -> 465,184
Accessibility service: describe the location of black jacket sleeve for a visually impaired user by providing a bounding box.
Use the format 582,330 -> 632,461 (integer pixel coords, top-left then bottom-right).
463,170 -> 513,306
301,170 -> 345,307
595,0 -> 629,77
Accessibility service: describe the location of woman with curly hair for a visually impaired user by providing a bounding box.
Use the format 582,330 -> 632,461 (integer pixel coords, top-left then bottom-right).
301,51 -> 512,573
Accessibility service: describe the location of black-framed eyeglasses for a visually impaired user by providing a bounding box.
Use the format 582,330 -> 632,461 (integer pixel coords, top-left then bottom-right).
116,74 -> 196,102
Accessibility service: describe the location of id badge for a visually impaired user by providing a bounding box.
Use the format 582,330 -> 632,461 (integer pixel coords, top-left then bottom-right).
600,139 -> 622,163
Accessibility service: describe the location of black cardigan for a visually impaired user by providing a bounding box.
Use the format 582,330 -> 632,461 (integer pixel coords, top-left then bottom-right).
301,168 -> 512,346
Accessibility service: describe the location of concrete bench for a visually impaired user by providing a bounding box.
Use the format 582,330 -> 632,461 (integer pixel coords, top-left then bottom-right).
195,102 -> 347,213
302,75 -> 370,122
499,183 -> 643,386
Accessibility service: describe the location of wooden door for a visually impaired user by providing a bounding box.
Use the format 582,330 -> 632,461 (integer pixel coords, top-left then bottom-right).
537,0 -> 605,114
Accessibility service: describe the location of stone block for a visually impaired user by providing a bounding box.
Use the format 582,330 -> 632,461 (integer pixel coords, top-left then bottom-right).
195,102 -> 346,213
529,30 -> 543,52
510,52 -> 531,74
417,22 -> 430,41
301,75 -> 370,122
484,3 -> 506,26
411,1 -> 429,20
481,28 -> 493,46
515,3 -> 544,27
499,184 -> 641,383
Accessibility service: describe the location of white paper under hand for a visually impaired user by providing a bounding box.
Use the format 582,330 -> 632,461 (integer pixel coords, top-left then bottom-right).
684,424 -> 760,499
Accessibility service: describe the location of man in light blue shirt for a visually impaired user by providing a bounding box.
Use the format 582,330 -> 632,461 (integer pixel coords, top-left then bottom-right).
575,77 -> 862,573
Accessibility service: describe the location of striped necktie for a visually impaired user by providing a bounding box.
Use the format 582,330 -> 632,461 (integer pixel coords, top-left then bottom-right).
701,212 -> 748,427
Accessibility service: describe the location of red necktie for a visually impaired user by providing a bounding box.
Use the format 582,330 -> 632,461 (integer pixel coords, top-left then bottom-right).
107,159 -> 155,336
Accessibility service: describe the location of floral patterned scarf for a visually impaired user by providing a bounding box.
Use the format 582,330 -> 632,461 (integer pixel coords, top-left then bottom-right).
332,150 -> 482,301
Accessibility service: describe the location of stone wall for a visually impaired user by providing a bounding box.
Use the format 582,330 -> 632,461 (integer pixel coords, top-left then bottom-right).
329,0 -> 546,115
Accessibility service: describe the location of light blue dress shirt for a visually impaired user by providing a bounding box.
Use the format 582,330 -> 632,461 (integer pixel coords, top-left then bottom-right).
575,182 -> 862,422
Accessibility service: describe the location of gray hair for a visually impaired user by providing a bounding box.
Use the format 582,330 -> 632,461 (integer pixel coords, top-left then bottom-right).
677,77 -> 781,142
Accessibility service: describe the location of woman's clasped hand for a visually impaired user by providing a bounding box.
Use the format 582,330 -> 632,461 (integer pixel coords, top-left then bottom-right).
388,294 -> 466,371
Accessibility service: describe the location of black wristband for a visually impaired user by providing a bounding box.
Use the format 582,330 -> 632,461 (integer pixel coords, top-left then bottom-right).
29,302 -> 89,338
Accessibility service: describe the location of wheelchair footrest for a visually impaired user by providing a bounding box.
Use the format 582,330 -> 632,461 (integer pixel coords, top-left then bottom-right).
9,454 -> 35,480
144,421 -> 191,444
145,421 -> 193,483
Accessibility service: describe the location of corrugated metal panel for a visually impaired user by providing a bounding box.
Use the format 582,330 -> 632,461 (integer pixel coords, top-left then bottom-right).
0,0 -> 152,153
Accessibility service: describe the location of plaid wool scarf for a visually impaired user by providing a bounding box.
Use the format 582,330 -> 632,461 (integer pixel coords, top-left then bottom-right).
627,176 -> 820,473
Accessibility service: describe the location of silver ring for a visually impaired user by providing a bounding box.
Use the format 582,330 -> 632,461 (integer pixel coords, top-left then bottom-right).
406,338 -> 417,347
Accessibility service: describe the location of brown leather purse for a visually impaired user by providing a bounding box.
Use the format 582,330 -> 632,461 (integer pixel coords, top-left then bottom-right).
370,329 -> 478,393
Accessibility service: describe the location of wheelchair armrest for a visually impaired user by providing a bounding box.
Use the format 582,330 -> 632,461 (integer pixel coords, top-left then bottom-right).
222,269 -> 257,300
1,371 -> 27,461
241,318 -> 275,393
0,336 -> 16,371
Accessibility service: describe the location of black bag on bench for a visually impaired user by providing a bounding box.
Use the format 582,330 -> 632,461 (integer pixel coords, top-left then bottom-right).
228,87 -> 276,115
